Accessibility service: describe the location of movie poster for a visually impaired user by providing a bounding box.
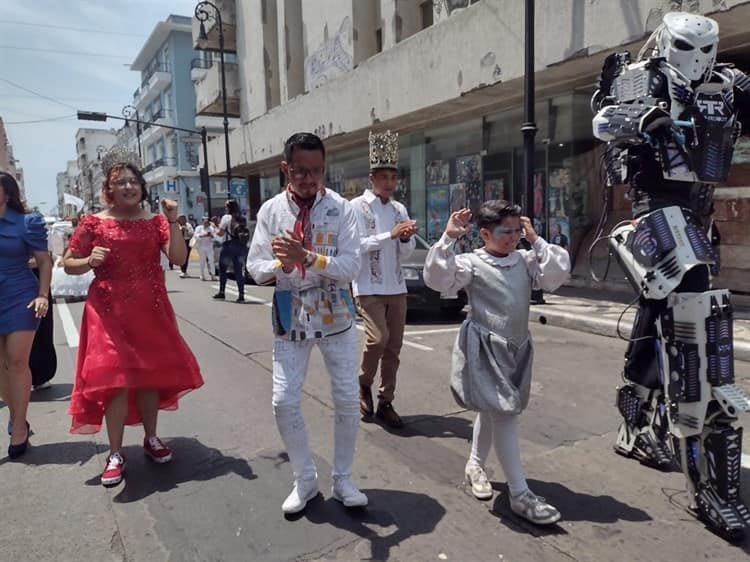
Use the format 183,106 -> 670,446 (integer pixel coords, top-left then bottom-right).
484,178 -> 505,202
427,184 -> 450,243
449,182 -> 467,212
549,216 -> 570,250
456,154 -> 482,183
394,177 -> 409,208
426,160 -> 450,186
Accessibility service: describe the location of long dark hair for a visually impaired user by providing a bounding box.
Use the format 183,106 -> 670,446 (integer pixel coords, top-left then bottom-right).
0,172 -> 28,213
225,198 -> 240,218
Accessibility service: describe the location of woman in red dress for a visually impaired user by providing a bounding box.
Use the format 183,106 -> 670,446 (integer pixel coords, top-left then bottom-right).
64,152 -> 203,486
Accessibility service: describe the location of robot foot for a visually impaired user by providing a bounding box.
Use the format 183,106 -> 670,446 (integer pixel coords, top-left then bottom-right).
695,484 -> 750,542
614,422 -> 674,470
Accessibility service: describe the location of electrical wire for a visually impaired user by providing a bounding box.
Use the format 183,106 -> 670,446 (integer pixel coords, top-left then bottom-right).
0,78 -> 78,110
0,20 -> 147,37
0,45 -> 132,59
5,114 -> 75,125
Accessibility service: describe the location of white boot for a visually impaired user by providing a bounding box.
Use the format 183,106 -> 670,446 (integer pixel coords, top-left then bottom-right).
282,476 -> 319,514
331,476 -> 368,507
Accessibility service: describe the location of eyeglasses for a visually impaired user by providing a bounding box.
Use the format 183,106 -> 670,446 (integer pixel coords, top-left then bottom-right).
112,178 -> 141,187
492,226 -> 524,237
289,167 -> 325,180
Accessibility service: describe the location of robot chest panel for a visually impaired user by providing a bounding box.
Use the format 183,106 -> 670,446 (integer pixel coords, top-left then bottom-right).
693,90 -> 733,125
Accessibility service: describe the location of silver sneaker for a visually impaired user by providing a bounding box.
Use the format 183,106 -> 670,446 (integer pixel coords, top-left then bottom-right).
331,477 -> 368,507
465,465 -> 493,500
509,490 -> 561,525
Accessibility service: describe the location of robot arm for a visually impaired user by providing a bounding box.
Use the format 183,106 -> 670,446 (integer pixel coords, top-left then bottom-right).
731,68 -> 750,95
593,97 -> 672,143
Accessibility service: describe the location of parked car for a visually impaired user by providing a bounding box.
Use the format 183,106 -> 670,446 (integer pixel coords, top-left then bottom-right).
401,234 -> 467,315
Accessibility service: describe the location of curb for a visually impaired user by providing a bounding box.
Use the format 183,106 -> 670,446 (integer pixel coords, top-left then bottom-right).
529,308 -> 750,363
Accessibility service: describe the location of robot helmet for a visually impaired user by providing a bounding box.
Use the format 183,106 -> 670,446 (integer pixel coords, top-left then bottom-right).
656,12 -> 719,82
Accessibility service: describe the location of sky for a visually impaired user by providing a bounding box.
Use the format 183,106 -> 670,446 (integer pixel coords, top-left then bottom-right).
1,0 -> 199,213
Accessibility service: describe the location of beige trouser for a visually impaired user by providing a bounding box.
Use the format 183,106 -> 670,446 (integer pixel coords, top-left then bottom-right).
357,293 -> 407,402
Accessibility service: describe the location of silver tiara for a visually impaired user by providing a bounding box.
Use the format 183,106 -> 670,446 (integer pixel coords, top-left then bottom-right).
101,145 -> 142,176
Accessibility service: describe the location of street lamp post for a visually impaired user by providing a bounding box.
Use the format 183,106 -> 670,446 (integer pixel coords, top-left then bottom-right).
122,104 -> 143,160
195,1 -> 233,203
77,111 -> 213,217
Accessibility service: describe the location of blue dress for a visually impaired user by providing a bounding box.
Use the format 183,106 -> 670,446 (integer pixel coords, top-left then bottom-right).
0,209 -> 48,335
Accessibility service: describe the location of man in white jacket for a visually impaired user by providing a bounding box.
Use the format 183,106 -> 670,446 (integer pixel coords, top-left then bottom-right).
351,131 -> 417,428
246,132 -> 367,514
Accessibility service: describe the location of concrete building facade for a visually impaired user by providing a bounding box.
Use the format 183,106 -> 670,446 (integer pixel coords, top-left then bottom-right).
74,128 -> 118,212
56,160 -> 80,218
201,0 -> 750,293
0,116 -> 26,201
131,15 -> 206,220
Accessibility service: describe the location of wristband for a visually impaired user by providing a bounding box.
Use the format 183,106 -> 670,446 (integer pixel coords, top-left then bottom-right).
303,251 -> 316,268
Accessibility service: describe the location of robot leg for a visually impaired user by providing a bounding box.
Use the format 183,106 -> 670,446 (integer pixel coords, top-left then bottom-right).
658,289 -> 750,540
614,300 -> 674,469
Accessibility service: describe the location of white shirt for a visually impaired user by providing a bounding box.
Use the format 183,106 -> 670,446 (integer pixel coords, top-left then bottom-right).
350,189 -> 415,297
218,214 -> 232,242
193,224 -> 216,250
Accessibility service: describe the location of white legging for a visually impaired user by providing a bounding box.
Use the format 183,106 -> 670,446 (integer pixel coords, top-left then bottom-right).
466,411 -> 529,497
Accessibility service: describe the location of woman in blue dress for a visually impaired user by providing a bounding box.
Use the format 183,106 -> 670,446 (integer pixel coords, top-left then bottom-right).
0,172 -> 51,459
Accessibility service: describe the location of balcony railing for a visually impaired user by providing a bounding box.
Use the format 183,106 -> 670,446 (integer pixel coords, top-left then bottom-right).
142,156 -> 177,174
191,58 -> 214,70
141,109 -> 165,130
141,62 -> 170,89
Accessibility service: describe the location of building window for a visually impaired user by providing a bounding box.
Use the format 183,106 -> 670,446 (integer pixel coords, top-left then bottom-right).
421,1 -> 433,29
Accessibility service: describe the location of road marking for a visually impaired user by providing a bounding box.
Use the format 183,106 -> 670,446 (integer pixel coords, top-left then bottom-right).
211,285 -> 271,306
55,298 -> 79,348
211,286 -> 435,351
404,327 -> 461,336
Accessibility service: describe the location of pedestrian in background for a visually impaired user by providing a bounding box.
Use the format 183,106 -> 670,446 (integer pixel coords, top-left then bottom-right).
424,201 -> 570,526
351,131 -> 417,428
193,216 -> 217,281
0,172 -> 52,459
177,215 -> 194,278
247,132 -> 367,514
213,199 -> 248,302
63,150 -> 203,487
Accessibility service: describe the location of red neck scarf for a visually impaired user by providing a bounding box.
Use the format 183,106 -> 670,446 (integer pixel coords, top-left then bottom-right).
287,185 -> 315,250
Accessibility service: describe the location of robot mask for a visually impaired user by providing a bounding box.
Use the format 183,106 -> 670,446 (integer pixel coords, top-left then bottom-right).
657,12 -> 718,82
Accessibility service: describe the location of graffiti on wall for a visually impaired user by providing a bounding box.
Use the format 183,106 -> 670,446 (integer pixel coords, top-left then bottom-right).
304,17 -> 353,91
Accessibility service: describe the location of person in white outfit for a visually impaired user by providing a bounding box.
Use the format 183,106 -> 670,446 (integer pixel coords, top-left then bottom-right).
246,132 -> 368,514
193,217 -> 217,281
424,201 -> 570,526
350,130 -> 417,428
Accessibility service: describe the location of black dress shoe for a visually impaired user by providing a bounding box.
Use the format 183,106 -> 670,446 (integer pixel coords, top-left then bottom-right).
360,385 -> 374,418
8,424 -> 31,459
212,292 -> 226,300
376,401 -> 403,428
236,296 -> 245,303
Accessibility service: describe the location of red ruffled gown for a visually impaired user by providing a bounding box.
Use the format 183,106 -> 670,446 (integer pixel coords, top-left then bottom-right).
68,214 -> 204,434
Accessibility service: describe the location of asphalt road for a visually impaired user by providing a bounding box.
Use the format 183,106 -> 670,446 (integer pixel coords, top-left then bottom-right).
2,266 -> 750,562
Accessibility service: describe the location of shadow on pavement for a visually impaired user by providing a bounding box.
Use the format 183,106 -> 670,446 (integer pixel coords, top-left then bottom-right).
406,309 -> 466,326
0,440 -> 102,466
298,489 -> 446,561
488,478 -> 651,536
29,383 -> 73,402
374,414 -> 473,442
85,437 -> 256,503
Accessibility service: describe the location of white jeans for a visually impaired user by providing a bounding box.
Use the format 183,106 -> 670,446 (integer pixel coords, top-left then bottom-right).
466,411 -> 529,497
272,327 -> 360,481
197,244 -> 215,279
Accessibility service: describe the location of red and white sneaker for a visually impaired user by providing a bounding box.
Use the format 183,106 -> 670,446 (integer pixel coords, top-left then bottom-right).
143,436 -> 172,463
101,452 -> 126,486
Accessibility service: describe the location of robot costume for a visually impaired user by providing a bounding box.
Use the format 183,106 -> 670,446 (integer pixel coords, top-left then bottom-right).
591,12 -> 750,540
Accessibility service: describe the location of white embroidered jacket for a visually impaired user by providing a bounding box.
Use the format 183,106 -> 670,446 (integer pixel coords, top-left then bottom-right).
350,190 -> 415,297
247,188 -> 361,340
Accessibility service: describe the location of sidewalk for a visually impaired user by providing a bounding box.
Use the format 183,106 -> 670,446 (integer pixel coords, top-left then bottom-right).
529,289 -> 750,363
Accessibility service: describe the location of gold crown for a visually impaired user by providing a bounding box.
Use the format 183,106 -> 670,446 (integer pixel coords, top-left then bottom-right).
101,145 -> 142,177
369,130 -> 398,170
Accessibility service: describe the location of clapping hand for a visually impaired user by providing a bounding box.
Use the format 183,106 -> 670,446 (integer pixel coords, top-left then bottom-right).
391,219 -> 418,241
160,198 -> 179,222
272,230 -> 307,272
445,209 -> 473,239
